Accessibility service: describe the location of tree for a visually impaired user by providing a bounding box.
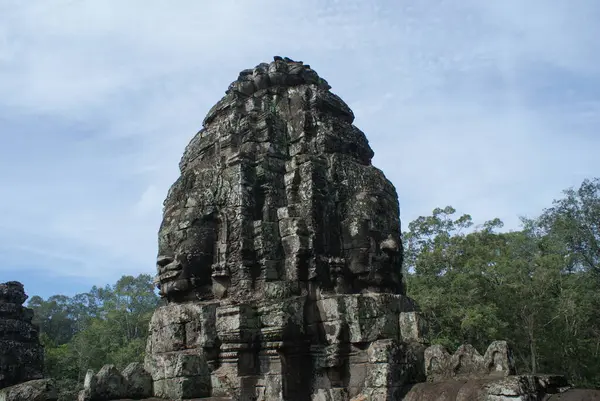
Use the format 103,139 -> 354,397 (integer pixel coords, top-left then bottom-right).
403,206 -> 507,352
28,274 -> 161,400
537,178 -> 600,278
28,295 -> 78,345
403,203 -> 597,382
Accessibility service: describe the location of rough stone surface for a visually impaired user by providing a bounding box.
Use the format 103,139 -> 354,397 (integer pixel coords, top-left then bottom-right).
144,56 -> 424,400
0,281 -> 44,390
403,375 -> 571,401
94,365 -> 125,400
424,341 -> 516,382
122,363 -> 153,400
546,389 -> 600,400
155,56 -> 404,303
0,378 -> 57,401
79,364 -> 153,401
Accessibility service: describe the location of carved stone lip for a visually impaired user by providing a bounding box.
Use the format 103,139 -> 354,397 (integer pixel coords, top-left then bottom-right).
156,255 -> 185,293
157,270 -> 180,282
156,255 -> 183,278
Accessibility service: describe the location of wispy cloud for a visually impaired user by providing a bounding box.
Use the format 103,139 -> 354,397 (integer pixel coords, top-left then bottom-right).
1,0 -> 599,297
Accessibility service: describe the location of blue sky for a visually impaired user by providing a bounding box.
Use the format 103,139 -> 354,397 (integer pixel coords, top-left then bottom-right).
1,0 -> 599,300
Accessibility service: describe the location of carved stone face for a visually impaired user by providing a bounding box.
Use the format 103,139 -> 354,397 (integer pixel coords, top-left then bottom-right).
342,191 -> 403,293
156,221 -> 218,301
156,174 -> 219,302
155,57 -> 406,303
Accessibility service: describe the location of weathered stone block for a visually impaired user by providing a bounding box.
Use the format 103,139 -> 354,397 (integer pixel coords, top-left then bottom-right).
0,282 -> 44,390
0,379 -> 57,401
425,342 -> 518,383
0,282 -> 28,305
424,344 -> 451,382
256,296 -> 305,341
399,311 -> 428,343
147,303 -> 217,353
145,352 -> 209,381
93,365 -> 125,400
153,375 -> 210,399
483,340 -> 516,377
216,304 -> 258,343
121,362 -> 152,399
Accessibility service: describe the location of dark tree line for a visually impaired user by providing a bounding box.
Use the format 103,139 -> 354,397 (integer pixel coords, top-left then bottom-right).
404,178 -> 600,387
28,178 -> 600,399
28,274 -> 161,399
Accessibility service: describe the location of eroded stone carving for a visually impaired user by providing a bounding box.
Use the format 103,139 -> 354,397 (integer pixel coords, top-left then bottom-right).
77,363 -> 152,401
403,374 -> 571,401
424,341 -> 516,382
145,56 -> 423,400
0,281 -> 56,401
0,282 -> 44,388
154,56 -> 403,304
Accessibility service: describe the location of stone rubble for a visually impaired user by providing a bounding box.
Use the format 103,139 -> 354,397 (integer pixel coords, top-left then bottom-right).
424,341 -> 516,382
77,363 -> 152,401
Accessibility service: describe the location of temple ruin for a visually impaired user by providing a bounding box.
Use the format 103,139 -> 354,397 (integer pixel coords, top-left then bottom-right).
3,57 -> 594,401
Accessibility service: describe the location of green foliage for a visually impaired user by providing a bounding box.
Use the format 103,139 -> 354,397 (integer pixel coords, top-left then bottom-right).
404,178 -> 600,387
28,274 -> 160,399
536,178 -> 600,278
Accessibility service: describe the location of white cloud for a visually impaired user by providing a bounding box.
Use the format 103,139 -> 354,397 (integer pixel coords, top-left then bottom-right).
0,0 -> 599,293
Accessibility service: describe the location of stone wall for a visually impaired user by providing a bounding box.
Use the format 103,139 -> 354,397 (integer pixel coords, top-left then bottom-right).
401,342 -> 572,401
143,295 -> 428,400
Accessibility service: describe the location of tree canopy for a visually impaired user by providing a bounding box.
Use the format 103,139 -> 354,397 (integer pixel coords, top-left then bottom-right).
404,178 -> 600,387
28,274 -> 161,400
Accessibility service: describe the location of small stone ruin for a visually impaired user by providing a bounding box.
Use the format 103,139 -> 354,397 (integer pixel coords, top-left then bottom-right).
78,363 -> 152,401
0,281 -> 56,401
405,342 -> 571,400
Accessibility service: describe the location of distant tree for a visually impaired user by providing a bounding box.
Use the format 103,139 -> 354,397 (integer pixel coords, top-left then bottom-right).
536,178 -> 600,278
403,181 -> 600,387
28,274 -> 161,400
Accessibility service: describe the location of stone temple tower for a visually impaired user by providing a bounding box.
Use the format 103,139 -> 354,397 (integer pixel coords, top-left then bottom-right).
144,56 -> 427,400
75,57 -> 578,401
